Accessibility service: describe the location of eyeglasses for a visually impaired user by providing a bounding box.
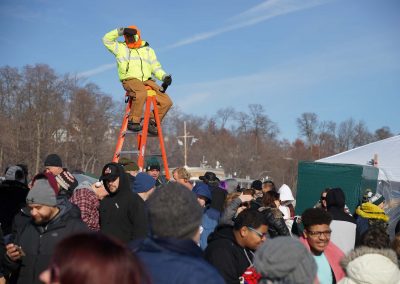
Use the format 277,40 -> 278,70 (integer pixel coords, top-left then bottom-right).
247,227 -> 267,239
306,230 -> 332,238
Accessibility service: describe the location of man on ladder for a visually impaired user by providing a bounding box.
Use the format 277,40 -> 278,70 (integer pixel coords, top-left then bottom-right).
103,25 -> 172,135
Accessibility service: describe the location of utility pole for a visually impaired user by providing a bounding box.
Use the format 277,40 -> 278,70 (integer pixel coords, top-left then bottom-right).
177,121 -> 194,167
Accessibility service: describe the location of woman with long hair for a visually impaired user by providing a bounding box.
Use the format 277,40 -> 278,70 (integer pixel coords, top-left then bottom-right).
259,191 -> 290,237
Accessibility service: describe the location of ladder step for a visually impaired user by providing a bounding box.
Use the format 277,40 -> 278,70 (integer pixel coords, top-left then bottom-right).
118,150 -> 140,155
125,130 -> 158,137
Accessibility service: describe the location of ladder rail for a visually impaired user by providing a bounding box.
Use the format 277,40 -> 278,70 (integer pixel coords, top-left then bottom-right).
112,87 -> 170,180
112,94 -> 132,162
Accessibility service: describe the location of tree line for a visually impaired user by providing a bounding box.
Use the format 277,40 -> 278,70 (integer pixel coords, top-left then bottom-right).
0,64 -> 395,191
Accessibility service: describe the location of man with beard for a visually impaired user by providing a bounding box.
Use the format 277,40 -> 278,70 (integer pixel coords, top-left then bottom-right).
3,179 -> 87,284
99,162 -> 148,242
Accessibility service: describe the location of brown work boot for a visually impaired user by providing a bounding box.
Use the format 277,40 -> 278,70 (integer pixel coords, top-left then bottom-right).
127,121 -> 142,132
148,120 -> 158,136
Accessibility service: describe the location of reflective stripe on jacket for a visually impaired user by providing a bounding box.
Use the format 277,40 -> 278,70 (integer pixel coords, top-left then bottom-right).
102,29 -> 166,81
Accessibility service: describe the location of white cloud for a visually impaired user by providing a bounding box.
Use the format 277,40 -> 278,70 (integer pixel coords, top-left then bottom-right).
176,92 -> 214,110
76,63 -> 115,78
165,0 -> 332,49
77,0 -> 332,77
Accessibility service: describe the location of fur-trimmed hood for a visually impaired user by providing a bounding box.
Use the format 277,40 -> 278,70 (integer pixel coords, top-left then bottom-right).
339,246 -> 400,284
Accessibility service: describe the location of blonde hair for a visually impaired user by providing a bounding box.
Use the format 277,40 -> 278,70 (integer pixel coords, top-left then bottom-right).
172,167 -> 191,181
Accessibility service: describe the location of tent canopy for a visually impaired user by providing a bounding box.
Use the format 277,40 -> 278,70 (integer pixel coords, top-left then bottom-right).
317,135 -> 400,238
317,135 -> 400,182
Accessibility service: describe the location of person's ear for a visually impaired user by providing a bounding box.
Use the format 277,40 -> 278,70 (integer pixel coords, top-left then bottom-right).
240,227 -> 248,238
302,229 -> 308,239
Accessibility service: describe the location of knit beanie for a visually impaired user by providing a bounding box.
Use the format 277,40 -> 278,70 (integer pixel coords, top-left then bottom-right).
26,179 -> 57,206
5,166 -> 25,183
133,172 -> 156,193
224,178 -> 239,194
55,170 -> 78,191
251,180 -> 263,191
44,154 -> 63,167
146,182 -> 203,239
254,236 -> 317,284
145,157 -> 161,171
119,157 -> 139,172
369,192 -> 385,206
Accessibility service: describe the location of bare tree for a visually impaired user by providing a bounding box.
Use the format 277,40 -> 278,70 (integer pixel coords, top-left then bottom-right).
352,121 -> 373,147
215,107 -> 236,129
297,112 -> 318,155
374,126 -> 393,141
337,118 -> 356,152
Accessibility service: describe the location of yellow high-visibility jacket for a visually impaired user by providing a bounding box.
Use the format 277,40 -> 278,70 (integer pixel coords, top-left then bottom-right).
103,29 -> 166,82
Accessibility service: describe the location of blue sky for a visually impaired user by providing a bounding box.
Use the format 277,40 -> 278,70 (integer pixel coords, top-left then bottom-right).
1,0 -> 399,141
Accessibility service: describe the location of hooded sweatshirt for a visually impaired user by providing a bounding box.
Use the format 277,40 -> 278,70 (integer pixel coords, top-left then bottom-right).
205,225 -> 254,284
99,163 -> 148,242
326,188 -> 356,254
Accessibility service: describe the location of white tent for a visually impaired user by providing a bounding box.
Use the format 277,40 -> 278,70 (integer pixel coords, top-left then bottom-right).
317,135 -> 400,237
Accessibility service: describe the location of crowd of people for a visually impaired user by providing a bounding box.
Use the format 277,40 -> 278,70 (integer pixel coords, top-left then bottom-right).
1,154 -> 400,284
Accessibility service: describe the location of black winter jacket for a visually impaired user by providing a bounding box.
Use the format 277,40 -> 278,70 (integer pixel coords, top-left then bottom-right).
0,180 -> 29,235
258,206 -> 290,238
3,199 -> 88,284
205,225 -> 254,284
99,163 -> 148,242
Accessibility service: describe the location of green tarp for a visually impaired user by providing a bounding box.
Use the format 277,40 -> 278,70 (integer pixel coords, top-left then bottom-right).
295,162 -> 378,215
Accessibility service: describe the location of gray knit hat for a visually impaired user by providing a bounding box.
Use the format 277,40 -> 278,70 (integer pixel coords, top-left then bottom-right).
26,179 -> 57,206
254,236 -> 317,284
146,182 -> 203,239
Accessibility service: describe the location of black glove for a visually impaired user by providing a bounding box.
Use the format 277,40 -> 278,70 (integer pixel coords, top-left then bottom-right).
163,74 -> 172,86
123,28 -> 137,36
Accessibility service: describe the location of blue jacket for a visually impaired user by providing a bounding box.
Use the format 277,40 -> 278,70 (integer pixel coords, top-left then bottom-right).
200,207 -> 220,250
130,237 -> 224,284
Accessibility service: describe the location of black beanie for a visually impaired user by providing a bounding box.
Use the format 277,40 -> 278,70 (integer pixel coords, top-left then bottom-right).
44,154 -> 63,167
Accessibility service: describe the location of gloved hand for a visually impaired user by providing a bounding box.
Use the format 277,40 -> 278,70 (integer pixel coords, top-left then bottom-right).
123,28 -> 137,36
162,74 -> 172,86
117,27 -> 124,36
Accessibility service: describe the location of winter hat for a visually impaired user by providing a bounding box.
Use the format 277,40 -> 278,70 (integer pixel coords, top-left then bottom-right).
370,193 -> 385,206
133,172 -> 156,193
5,166 -> 25,183
146,182 -> 203,239
55,170 -> 78,191
224,178 -> 239,194
26,179 -> 57,206
193,182 -> 212,201
251,180 -> 263,191
44,154 -> 63,167
145,157 -> 161,171
254,236 -> 317,284
32,172 -> 60,195
119,157 -> 139,172
100,163 -> 121,181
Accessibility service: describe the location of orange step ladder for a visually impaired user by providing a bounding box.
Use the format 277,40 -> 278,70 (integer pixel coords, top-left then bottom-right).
112,86 -> 170,180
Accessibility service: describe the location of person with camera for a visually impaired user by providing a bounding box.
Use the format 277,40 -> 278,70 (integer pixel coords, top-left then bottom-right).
103,25 -> 172,135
